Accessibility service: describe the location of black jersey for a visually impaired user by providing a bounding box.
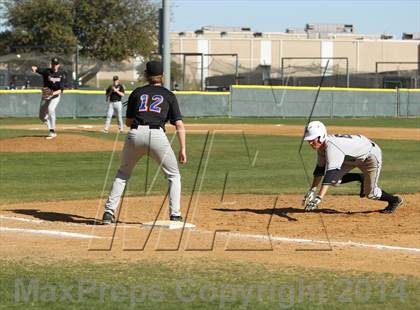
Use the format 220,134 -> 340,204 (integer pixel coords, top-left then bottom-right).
36,68 -> 65,92
106,84 -> 125,102
126,84 -> 182,129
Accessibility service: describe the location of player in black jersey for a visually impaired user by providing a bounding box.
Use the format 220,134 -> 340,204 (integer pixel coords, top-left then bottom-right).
103,75 -> 125,133
31,57 -> 65,139
102,61 -> 187,224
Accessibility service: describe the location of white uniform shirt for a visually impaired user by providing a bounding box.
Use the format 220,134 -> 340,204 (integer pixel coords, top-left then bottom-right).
317,134 -> 374,171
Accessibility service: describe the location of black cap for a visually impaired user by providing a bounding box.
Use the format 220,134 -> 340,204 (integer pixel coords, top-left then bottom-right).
113,75 -> 119,81
51,57 -> 60,65
146,61 -> 163,76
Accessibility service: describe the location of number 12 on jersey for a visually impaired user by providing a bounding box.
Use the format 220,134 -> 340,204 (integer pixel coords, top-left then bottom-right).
139,94 -> 163,113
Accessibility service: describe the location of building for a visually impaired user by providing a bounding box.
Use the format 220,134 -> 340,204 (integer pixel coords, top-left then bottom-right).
170,24 -> 420,89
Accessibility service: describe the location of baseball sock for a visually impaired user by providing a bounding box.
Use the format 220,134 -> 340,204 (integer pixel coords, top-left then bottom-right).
379,191 -> 399,203
49,129 -> 55,133
340,173 -> 363,184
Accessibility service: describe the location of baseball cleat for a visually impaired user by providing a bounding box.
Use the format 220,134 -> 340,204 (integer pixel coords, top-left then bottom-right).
45,132 -> 57,140
380,196 -> 403,214
170,215 -> 183,222
102,212 -> 115,224
102,129 -> 109,133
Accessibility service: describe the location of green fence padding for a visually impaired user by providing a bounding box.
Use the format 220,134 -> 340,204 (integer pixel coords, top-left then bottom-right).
0,88 -> 419,118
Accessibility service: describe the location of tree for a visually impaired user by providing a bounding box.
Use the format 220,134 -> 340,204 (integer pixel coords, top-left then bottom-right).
5,0 -> 76,53
73,0 -> 158,62
1,0 -> 159,85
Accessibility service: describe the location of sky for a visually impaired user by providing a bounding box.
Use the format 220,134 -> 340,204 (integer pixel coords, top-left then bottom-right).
170,0 -> 420,38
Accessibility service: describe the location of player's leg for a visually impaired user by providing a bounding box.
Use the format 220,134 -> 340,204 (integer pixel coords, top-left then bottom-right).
103,102 -> 114,132
116,101 -> 123,132
38,99 -> 49,124
339,170 -> 365,197
46,96 -> 59,138
360,145 -> 402,213
148,129 -> 182,219
103,129 -> 147,221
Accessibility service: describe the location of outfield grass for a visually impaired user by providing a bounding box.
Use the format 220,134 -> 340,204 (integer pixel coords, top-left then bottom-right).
0,260 -> 418,309
0,130 -> 418,203
1,116 -> 419,128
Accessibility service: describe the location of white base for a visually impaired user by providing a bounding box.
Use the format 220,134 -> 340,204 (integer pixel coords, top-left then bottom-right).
142,220 -> 195,230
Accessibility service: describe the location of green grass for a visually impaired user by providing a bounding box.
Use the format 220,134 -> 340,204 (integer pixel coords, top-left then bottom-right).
1,130 -> 419,203
0,260 -> 418,309
1,116 -> 419,128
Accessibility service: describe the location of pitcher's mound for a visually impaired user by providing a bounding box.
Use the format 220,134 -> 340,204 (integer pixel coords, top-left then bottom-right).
0,134 -> 123,152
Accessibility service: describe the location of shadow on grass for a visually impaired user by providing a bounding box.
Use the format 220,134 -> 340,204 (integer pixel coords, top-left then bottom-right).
213,207 -> 383,222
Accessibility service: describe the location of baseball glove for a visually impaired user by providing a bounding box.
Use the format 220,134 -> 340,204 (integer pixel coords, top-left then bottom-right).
302,187 -> 317,207
42,87 -> 54,100
305,195 -> 322,211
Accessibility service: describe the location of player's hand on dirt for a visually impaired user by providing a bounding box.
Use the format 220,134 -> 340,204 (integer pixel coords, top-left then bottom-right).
305,195 -> 322,211
302,187 -> 317,206
179,149 -> 187,164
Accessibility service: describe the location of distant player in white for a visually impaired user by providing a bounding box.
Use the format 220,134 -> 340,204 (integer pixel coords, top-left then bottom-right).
103,75 -> 125,133
302,121 -> 403,214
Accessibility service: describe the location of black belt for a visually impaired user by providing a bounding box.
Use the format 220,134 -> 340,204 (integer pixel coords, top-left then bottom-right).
131,124 -> 161,130
371,142 -> 375,147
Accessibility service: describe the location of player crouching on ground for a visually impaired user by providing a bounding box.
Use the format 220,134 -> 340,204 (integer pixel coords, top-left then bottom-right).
302,121 -> 403,214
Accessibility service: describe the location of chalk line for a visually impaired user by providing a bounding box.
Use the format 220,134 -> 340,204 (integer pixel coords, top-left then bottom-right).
0,227 -> 106,239
224,232 -> 420,253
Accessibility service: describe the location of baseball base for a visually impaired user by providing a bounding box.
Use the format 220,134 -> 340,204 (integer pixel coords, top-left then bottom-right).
142,220 -> 195,230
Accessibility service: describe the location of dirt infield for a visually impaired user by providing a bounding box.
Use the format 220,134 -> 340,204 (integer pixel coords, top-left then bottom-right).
1,123 -> 419,278
0,134 -> 124,152
0,194 -> 419,276
0,123 -> 418,153
0,123 -> 419,141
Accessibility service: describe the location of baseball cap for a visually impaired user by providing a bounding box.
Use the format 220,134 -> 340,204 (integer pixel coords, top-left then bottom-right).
51,57 -> 60,65
113,75 -> 119,81
146,61 -> 163,76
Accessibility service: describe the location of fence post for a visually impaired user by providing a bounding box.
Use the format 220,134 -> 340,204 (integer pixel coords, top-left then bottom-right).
330,90 -> 334,118
228,87 -> 233,118
395,87 -> 400,118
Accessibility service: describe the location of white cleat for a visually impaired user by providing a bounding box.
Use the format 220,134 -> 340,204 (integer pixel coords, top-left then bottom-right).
102,129 -> 109,133
45,132 -> 57,140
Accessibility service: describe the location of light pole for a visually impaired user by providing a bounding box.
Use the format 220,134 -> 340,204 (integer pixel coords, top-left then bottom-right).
162,0 -> 171,89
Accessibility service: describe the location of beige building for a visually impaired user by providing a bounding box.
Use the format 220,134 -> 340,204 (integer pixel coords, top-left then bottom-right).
170,25 -> 420,87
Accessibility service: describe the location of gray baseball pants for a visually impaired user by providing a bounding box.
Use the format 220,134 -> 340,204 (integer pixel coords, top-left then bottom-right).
335,144 -> 383,199
104,101 -> 123,131
39,95 -> 60,130
104,125 -> 182,216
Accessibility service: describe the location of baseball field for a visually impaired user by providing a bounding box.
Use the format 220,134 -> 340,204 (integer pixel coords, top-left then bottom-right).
0,117 -> 419,309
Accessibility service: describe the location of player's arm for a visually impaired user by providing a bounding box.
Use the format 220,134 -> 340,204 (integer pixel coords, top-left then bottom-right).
112,86 -> 124,97
105,87 -> 111,101
175,120 -> 187,164
302,165 -> 324,207
125,118 -> 134,127
168,94 -> 186,164
125,91 -> 136,127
